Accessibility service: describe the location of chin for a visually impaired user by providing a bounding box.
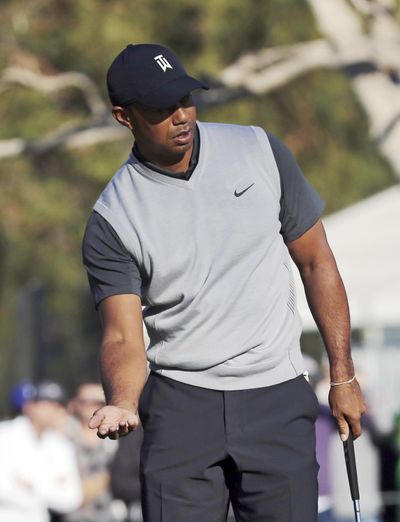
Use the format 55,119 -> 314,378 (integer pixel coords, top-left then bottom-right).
171,142 -> 192,156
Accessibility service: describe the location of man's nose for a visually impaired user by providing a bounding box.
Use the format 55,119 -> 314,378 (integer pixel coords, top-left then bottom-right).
172,105 -> 189,125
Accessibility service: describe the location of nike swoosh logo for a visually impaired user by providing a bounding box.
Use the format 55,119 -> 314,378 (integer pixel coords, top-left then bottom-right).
234,183 -> 255,197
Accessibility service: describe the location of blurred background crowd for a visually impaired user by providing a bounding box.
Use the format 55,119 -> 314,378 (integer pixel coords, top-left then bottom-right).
1,0 -> 400,520
1,379 -> 144,522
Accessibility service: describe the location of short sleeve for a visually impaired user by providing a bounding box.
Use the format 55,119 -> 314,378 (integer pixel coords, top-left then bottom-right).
82,211 -> 142,308
266,132 -> 325,243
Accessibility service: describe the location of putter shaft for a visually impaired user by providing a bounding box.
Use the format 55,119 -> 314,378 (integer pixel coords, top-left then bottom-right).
354,499 -> 362,521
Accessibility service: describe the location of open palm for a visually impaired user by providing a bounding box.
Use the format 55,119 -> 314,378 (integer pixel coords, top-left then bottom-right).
88,405 -> 139,440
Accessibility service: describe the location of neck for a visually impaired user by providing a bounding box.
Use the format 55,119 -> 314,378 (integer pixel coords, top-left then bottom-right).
29,419 -> 45,437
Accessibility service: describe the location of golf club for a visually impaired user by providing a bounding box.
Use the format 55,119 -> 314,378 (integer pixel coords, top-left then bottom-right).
343,431 -> 362,522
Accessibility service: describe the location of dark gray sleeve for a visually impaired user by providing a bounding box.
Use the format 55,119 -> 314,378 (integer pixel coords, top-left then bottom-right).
266,131 -> 325,243
82,211 -> 142,308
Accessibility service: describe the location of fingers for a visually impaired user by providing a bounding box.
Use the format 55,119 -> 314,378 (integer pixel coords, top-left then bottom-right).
99,423 -> 120,440
348,417 -> 362,440
88,413 -> 105,429
97,420 -> 136,439
337,417 -> 350,442
89,407 -> 139,440
118,420 -> 131,435
336,415 -> 362,441
335,411 -> 364,442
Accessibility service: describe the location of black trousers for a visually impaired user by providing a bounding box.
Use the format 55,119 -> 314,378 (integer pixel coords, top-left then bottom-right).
139,373 -> 319,522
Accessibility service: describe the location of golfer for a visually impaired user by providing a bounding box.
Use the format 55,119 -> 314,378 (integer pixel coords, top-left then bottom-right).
82,43 -> 366,521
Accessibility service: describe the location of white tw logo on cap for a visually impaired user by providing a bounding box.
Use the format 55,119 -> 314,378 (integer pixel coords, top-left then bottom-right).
154,54 -> 173,72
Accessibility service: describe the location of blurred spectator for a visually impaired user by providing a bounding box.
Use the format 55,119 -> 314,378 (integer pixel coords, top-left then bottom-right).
0,380 -> 83,522
64,383 -> 119,522
9,380 -> 36,416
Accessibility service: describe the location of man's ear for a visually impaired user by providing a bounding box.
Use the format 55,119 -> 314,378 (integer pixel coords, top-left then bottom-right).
112,106 -> 133,130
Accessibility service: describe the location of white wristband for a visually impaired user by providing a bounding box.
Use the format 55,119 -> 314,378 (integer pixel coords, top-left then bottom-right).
330,375 -> 356,387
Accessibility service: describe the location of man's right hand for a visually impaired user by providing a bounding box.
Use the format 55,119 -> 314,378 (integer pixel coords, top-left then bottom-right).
88,405 -> 139,440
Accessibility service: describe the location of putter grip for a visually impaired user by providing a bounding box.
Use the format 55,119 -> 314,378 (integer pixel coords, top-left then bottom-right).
343,433 -> 360,501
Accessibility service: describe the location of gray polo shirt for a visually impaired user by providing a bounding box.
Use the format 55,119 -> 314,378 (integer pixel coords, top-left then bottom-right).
83,122 -> 324,390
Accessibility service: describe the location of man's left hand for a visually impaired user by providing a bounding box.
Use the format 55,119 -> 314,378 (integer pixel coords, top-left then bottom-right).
329,378 -> 366,441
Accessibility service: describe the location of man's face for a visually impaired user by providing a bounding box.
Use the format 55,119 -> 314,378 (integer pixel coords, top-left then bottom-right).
118,94 -> 197,167
24,400 -> 66,433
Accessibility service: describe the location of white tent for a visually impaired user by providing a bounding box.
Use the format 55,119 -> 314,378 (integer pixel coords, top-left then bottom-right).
293,184 -> 400,331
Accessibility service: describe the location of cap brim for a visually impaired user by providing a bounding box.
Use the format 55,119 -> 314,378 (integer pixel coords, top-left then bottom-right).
139,74 -> 208,109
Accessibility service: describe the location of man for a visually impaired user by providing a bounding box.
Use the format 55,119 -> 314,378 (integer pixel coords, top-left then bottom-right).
82,43 -> 366,522
0,380 -> 82,522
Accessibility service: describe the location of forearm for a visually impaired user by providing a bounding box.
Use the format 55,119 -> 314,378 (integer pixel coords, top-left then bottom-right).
100,338 -> 148,412
300,259 -> 354,382
289,220 -> 365,438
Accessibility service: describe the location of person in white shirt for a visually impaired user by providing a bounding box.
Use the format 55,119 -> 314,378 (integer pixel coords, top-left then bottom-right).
0,380 -> 83,522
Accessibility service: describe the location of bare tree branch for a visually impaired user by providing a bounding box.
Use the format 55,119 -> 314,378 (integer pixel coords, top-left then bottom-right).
349,0 -> 370,14
0,138 -> 26,159
0,66 -> 108,117
217,39 -> 371,93
370,2 -> 400,70
0,66 -> 119,158
0,119 -> 127,159
307,0 -> 400,177
349,0 -> 396,15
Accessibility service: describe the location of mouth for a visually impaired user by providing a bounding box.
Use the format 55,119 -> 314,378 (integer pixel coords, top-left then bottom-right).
172,127 -> 193,146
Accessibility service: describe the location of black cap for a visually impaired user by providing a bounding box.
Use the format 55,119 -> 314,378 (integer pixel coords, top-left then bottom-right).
32,380 -> 67,405
107,43 -> 208,109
